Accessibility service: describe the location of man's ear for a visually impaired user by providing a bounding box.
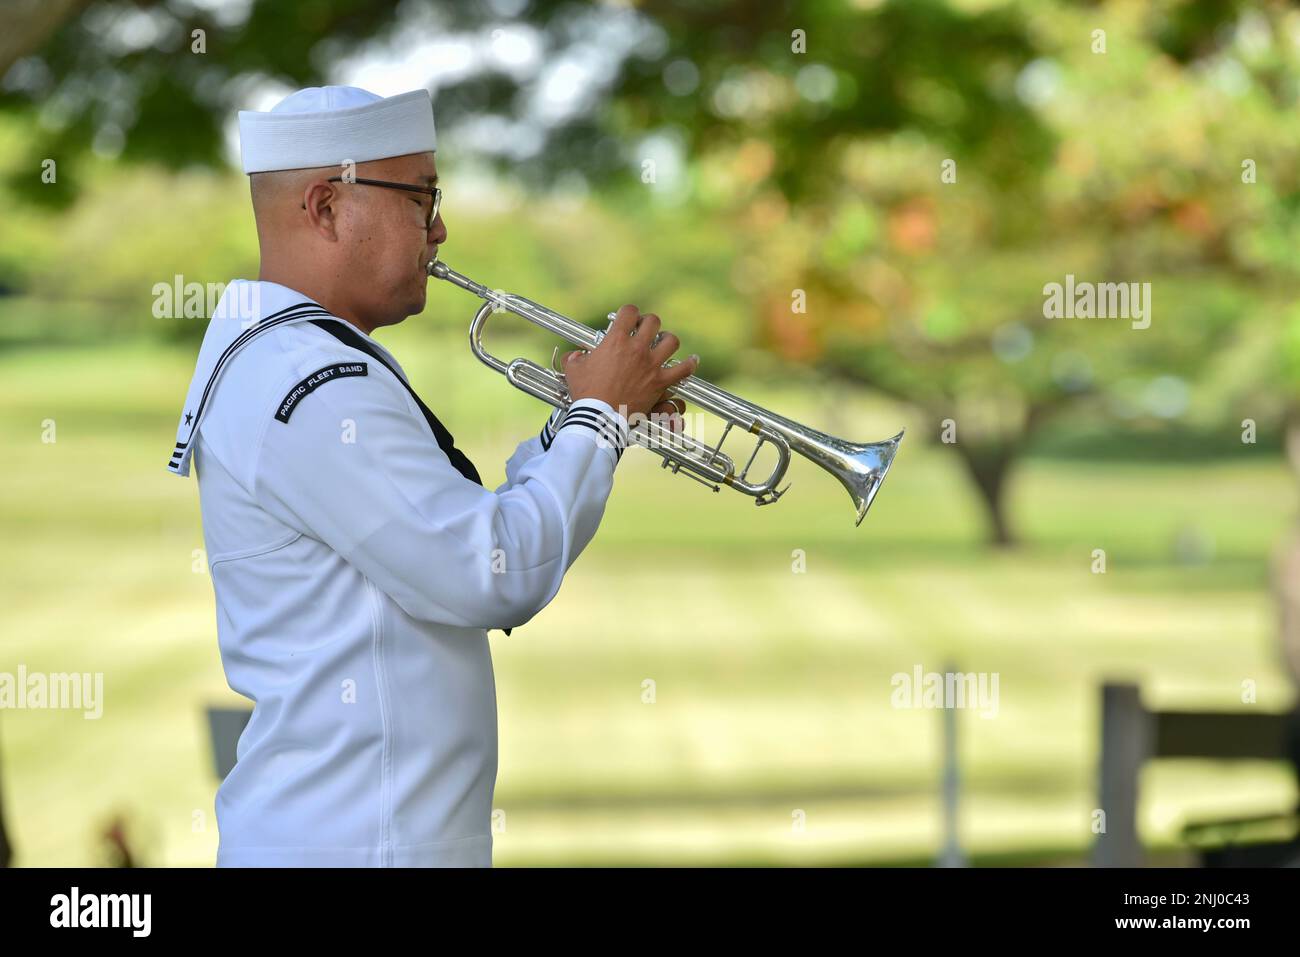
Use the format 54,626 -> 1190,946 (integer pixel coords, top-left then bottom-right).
301,179 -> 340,241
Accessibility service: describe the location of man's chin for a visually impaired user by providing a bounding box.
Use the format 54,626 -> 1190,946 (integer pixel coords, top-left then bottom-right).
407,284 -> 428,318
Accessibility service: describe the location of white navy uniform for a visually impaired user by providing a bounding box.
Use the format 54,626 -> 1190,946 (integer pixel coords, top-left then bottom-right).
168,279 -> 628,866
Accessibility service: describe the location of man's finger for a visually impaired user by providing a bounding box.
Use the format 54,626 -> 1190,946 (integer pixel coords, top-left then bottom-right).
650,331 -> 680,359
666,396 -> 687,432
648,399 -> 684,435
608,304 -> 640,341
634,313 -> 661,344
661,354 -> 699,387
649,397 -> 684,416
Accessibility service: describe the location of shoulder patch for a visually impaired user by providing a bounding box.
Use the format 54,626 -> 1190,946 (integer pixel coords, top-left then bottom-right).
274,362 -> 368,423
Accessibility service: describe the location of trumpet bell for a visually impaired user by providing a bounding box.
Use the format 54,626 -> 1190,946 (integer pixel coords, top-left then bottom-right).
837,430 -> 905,526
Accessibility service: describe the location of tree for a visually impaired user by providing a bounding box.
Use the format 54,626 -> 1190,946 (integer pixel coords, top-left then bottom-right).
5,0 -> 1290,543
0,0 -> 93,78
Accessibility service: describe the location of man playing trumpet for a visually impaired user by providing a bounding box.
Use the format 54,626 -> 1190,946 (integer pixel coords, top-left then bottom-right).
167,85 -> 696,867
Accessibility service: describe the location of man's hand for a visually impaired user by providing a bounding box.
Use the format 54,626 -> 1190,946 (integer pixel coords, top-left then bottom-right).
561,305 -> 698,424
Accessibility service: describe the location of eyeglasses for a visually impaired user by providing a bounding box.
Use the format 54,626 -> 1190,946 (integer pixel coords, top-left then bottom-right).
326,176 -> 442,231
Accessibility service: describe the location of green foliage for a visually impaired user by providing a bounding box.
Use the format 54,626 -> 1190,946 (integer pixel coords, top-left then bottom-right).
7,0 -> 1300,540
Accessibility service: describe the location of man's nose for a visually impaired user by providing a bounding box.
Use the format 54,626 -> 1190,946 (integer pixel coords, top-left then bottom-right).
428,212 -> 448,245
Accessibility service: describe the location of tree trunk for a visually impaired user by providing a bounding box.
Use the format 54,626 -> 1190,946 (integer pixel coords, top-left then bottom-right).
954,444 -> 1016,547
0,0 -> 93,77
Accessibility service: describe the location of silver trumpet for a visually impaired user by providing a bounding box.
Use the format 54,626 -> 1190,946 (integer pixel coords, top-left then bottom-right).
428,258 -> 903,526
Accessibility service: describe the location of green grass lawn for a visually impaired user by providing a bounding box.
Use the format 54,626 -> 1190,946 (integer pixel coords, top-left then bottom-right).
0,333 -> 1295,866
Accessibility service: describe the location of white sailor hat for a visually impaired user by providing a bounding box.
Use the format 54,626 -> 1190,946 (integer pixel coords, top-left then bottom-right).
238,85 -> 437,174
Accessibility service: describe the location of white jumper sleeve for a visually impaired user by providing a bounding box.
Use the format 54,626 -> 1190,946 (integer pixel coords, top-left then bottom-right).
251,365 -> 627,631
497,407 -> 563,493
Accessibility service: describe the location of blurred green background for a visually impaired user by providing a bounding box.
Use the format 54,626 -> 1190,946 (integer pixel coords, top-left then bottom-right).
1,0 -> 1298,866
